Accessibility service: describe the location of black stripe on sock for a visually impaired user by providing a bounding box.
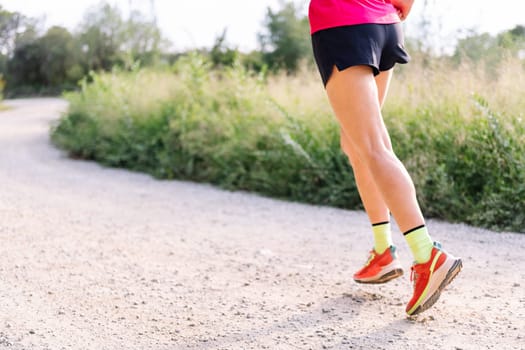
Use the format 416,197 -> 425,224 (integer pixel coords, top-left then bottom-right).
372,221 -> 390,227
403,224 -> 426,236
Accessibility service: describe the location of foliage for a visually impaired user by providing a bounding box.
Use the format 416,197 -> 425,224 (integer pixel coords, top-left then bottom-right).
1,1 -> 165,97
76,3 -> 126,72
6,26 -> 81,94
51,53 -> 525,232
0,5 -> 33,56
77,2 -> 163,71
453,25 -> 525,75
0,5 -> 34,83
209,29 -> 238,68
258,0 -> 312,73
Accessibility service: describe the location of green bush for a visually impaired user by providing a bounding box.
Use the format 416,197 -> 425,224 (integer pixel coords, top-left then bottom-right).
51,53 -> 525,232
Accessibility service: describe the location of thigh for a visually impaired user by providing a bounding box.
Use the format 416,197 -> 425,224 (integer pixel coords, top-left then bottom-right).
327,65 -> 392,156
375,69 -> 394,109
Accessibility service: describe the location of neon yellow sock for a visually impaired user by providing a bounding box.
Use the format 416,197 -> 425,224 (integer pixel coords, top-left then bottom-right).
372,222 -> 393,254
404,225 -> 433,263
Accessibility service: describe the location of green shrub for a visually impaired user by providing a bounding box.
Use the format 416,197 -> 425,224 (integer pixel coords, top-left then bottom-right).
51,54 -> 525,232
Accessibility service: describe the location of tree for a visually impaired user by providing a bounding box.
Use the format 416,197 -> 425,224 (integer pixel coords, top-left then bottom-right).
257,1 -> 310,73
76,1 -> 165,71
0,5 -> 36,77
209,28 -> 238,68
2,1 -> 167,96
6,28 -> 42,90
452,25 -> 525,69
453,31 -> 497,63
0,5 -> 25,56
38,26 -> 82,86
6,26 -> 81,92
497,25 -> 525,53
122,9 -> 163,66
77,2 -> 126,71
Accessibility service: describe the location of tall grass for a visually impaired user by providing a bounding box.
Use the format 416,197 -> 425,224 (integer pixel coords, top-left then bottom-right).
51,53 -> 525,232
384,56 -> 525,230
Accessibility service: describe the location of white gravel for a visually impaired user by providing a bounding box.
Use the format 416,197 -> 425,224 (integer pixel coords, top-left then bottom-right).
0,98 -> 524,350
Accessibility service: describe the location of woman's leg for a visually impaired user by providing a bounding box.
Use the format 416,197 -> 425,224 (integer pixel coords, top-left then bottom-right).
339,69 -> 395,225
326,65 -> 424,232
341,133 -> 390,224
342,68 -> 404,283
327,65 -> 461,315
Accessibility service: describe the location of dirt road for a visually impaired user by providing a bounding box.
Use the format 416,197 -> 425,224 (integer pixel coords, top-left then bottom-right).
0,98 -> 523,350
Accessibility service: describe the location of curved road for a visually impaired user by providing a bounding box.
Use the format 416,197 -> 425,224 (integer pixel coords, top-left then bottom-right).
0,99 -> 523,350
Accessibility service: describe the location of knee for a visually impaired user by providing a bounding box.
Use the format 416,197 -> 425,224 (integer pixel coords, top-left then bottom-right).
357,144 -> 395,169
341,142 -> 371,176
340,139 -> 351,159
340,138 -> 360,166
341,132 -> 394,169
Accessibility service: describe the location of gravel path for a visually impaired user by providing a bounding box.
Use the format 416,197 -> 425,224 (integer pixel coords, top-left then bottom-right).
0,98 -> 524,350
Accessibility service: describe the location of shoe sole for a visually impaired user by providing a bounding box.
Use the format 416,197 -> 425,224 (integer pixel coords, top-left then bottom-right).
354,268 -> 404,284
409,258 -> 462,315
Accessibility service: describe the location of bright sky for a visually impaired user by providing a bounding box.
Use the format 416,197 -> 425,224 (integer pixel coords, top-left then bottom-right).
1,0 -> 524,52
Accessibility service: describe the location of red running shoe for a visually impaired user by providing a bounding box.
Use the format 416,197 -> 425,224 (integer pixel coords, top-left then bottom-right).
406,242 -> 462,315
353,246 -> 404,284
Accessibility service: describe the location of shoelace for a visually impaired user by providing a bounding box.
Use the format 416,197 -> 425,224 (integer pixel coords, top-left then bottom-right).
410,266 -> 417,283
411,264 -> 432,290
364,251 -> 376,267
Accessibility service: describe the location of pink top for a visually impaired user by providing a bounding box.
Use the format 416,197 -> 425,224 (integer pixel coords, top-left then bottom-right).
309,0 -> 400,34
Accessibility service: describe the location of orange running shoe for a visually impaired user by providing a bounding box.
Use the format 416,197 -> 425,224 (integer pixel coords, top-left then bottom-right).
406,242 -> 462,315
353,246 -> 404,284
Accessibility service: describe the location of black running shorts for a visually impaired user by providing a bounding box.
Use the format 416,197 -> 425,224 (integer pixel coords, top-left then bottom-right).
311,23 -> 410,86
